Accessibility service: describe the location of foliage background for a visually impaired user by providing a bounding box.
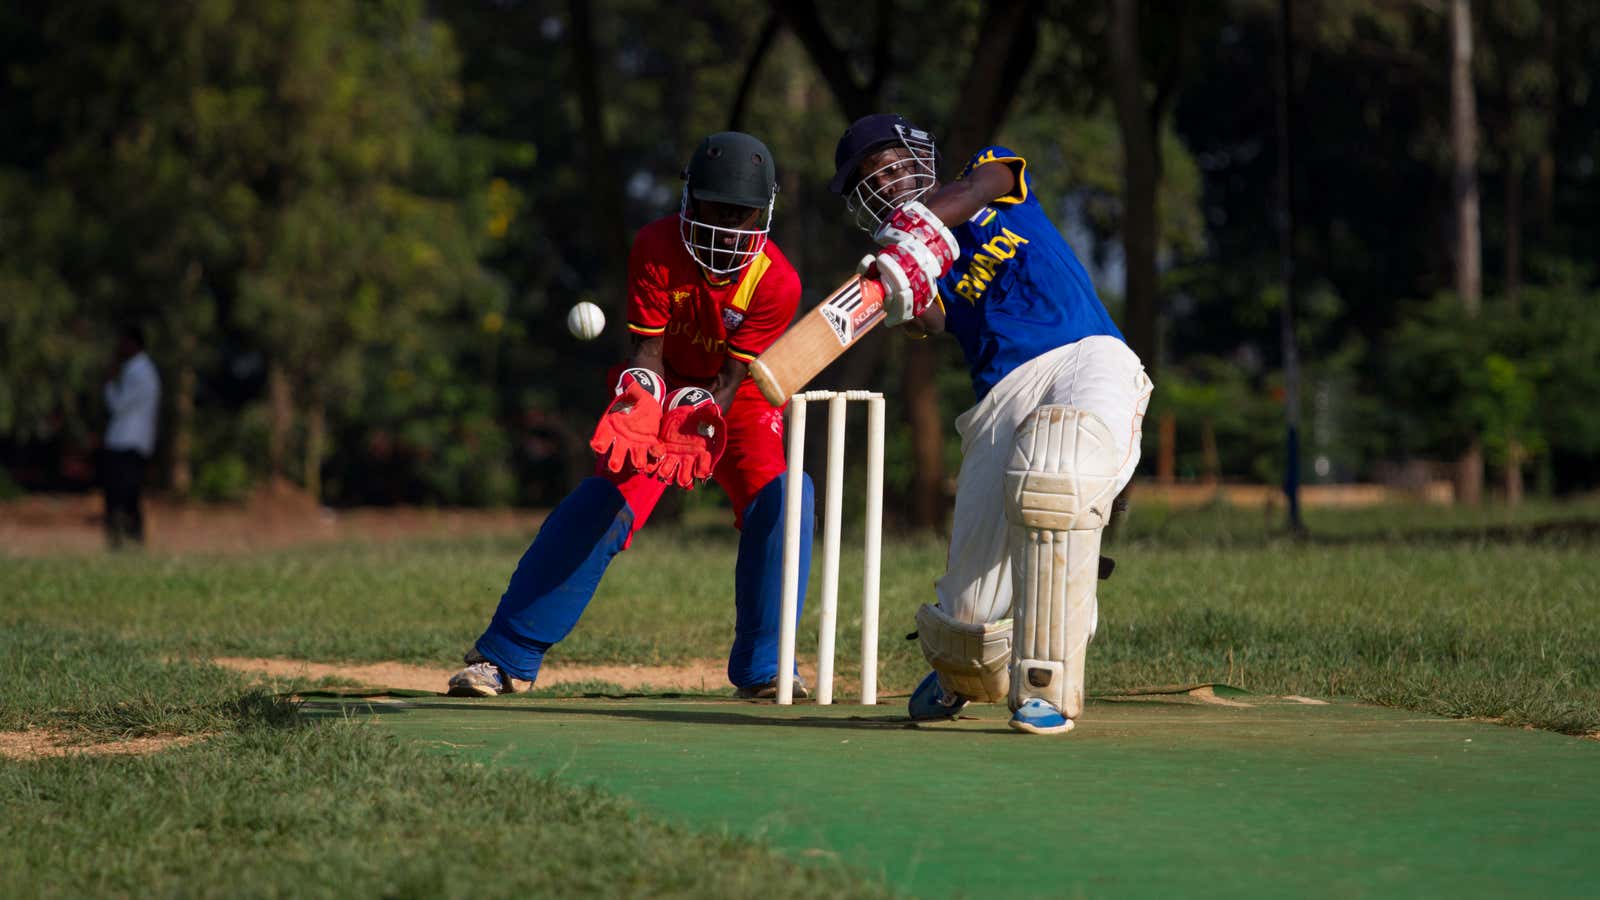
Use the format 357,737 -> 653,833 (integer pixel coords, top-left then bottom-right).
2,0 -> 1596,514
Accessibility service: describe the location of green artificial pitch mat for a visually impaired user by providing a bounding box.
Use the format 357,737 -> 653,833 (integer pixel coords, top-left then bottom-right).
307,689 -> 1599,898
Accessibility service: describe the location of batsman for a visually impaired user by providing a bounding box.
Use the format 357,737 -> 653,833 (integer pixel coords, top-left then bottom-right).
828,114 -> 1153,735
448,132 -> 814,700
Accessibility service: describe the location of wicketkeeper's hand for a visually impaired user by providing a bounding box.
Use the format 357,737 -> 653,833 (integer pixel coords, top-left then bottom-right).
654,387 -> 727,489
589,368 -> 664,475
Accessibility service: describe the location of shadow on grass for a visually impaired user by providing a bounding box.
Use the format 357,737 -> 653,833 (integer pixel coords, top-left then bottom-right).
295,684 -> 1262,735
297,697 -> 948,733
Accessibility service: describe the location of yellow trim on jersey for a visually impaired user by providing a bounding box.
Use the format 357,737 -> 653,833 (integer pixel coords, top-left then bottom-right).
726,346 -> 759,363
970,150 -> 1029,206
729,252 -> 773,312
989,156 -> 1028,205
628,321 -> 667,336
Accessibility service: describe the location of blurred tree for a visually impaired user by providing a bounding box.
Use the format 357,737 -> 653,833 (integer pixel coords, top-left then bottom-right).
4,0 -> 257,493
233,0 -> 503,501
0,177 -> 91,446
1,0 -> 502,504
1107,0 -> 1159,372
1449,0 -> 1484,505
5,0 -> 1599,507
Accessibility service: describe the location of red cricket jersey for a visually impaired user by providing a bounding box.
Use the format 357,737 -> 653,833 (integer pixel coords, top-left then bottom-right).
625,215 -> 800,382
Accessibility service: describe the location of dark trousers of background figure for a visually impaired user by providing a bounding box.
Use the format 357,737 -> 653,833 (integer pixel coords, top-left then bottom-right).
102,448 -> 148,548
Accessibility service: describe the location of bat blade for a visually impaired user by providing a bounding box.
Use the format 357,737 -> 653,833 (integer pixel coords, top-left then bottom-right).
750,275 -> 886,406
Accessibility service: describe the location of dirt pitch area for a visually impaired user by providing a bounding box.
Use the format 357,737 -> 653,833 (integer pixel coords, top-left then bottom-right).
209,656 -> 738,695
0,730 -> 208,760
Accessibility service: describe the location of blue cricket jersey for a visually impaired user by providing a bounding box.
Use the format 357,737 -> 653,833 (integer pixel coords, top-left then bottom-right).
936,145 -> 1124,401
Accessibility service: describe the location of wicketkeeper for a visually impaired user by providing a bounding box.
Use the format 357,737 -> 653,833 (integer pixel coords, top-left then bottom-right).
449,132 -> 814,699
829,114 -> 1154,735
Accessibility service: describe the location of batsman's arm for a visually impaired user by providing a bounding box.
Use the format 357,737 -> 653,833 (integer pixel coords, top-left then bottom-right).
907,302 -> 945,337
892,161 -> 1013,338
923,160 -> 1018,229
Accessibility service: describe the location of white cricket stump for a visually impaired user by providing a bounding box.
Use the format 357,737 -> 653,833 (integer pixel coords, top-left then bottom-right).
777,390 -> 885,706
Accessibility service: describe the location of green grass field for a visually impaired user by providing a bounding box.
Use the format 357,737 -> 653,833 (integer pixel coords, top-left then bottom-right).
3,499 -> 1598,896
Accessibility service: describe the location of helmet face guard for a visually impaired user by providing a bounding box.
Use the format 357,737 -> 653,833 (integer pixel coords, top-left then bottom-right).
678,189 -> 773,277
842,124 -> 937,233
678,132 -> 778,276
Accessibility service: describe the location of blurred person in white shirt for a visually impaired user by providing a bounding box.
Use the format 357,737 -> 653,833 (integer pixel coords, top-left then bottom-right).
102,325 -> 160,548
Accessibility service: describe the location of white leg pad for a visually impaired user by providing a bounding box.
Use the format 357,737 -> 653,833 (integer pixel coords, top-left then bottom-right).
1004,406 -> 1121,718
915,603 -> 1012,702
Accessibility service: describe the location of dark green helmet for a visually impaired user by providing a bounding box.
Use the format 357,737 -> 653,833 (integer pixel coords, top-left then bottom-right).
682,132 -> 778,208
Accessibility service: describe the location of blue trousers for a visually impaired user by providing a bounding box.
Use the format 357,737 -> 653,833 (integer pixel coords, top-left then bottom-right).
473,474 -> 812,688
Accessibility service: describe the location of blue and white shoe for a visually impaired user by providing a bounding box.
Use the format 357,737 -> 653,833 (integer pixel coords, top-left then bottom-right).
446,650 -> 532,697
1008,698 -> 1075,735
908,671 -> 970,721
734,676 -> 809,700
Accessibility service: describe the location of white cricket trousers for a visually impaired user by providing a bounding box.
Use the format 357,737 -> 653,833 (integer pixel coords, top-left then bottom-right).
935,335 -> 1153,625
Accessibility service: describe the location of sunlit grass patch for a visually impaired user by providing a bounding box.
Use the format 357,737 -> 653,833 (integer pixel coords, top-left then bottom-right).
0,719 -> 895,899
0,625 -> 298,739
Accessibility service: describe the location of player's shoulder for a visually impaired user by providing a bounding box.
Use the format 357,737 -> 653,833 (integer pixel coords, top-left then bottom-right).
755,239 -> 800,292
961,144 -> 1026,178
757,237 -> 797,277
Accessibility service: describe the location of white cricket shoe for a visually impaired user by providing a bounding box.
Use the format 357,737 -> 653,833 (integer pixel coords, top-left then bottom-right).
445,650 -> 532,697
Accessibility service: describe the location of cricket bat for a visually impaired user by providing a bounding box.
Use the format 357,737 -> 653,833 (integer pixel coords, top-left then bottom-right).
749,275 -> 887,406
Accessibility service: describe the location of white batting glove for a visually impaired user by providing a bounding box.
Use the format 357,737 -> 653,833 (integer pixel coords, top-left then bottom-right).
871,241 -> 940,326
874,200 -> 960,274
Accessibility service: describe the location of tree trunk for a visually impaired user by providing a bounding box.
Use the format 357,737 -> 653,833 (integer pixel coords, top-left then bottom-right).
939,1 -> 1040,165
1109,0 -> 1160,371
904,340 -> 945,531
1505,438 -> 1524,506
728,14 -> 782,132
1534,9 -> 1556,239
1200,418 -> 1220,486
168,261 -> 204,497
170,348 -> 196,498
267,362 -> 293,482
304,387 -> 324,503
770,0 -> 876,120
1505,153 -> 1522,310
1157,411 -> 1175,484
1450,0 -> 1484,505
1450,0 -> 1481,314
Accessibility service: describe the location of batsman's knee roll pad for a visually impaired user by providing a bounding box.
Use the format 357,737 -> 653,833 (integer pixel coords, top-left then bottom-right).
915,603 -> 1012,703
1003,406 -> 1122,531
1004,406 -> 1120,719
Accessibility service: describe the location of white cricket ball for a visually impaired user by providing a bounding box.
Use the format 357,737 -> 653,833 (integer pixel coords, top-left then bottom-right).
567,301 -> 605,341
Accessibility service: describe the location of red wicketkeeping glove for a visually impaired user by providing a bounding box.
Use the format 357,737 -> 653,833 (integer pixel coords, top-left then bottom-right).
589,368 -> 665,474
654,387 -> 727,489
